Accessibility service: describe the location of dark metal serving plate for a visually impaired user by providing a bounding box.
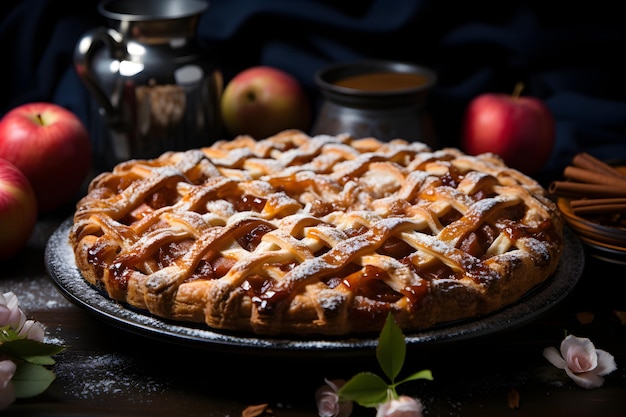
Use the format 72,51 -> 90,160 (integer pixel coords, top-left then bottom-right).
45,217 -> 584,357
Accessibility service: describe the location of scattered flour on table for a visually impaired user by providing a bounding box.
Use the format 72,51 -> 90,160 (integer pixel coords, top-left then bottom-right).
1,275 -> 71,311
55,353 -> 167,401
1,275 -> 72,345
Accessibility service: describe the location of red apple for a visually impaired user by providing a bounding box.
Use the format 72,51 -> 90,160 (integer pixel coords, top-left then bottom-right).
220,66 -> 312,139
0,158 -> 37,261
462,83 -> 555,175
0,102 -> 92,213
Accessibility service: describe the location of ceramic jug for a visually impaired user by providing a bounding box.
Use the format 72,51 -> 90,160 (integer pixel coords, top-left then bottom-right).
74,0 -> 222,170
312,60 -> 437,148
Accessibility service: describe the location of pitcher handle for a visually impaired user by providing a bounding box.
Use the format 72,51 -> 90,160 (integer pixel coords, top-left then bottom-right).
74,27 -> 124,119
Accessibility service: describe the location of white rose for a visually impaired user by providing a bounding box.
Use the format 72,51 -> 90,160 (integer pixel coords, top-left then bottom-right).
543,334 -> 617,389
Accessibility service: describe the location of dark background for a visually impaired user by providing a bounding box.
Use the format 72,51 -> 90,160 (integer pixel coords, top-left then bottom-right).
2,0 -> 625,183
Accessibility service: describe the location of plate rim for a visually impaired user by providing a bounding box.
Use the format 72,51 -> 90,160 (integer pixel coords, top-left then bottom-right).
45,217 -> 584,357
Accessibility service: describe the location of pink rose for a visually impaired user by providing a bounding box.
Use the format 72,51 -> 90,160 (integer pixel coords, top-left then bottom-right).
0,291 -> 45,341
376,396 -> 423,417
0,360 -> 17,411
316,379 -> 353,417
543,334 -> 617,389
0,292 -> 25,329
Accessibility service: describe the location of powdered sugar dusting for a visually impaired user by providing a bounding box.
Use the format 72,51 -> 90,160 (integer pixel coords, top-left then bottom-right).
1,274 -> 71,311
54,352 -> 167,401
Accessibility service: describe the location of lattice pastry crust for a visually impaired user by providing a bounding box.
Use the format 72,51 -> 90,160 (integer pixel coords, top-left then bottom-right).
70,130 -> 564,336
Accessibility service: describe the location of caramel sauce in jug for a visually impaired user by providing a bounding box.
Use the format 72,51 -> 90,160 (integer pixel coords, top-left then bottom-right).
333,71 -> 428,92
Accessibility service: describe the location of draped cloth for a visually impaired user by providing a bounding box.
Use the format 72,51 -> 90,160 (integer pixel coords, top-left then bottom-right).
2,0 -> 624,181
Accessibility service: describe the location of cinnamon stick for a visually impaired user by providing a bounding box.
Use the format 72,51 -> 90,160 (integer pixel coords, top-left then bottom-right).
569,198 -> 626,215
549,180 -> 626,198
572,204 -> 626,215
570,197 -> 626,208
572,152 -> 626,180
564,166 -> 626,186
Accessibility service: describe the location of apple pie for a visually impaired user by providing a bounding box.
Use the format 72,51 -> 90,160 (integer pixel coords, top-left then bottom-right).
69,130 -> 564,336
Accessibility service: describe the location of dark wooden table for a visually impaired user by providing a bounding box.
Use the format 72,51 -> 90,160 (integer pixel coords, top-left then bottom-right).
2,211 -> 625,417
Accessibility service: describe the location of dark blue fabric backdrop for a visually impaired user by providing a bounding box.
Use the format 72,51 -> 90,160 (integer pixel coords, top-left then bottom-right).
1,0 -> 625,183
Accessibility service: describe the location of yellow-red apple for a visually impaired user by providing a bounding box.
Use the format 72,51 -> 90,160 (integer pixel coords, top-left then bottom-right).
0,102 -> 92,213
462,84 -> 555,175
220,66 -> 312,139
0,158 -> 37,261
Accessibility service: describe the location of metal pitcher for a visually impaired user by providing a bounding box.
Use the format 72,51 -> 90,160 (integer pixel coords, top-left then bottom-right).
74,0 -> 222,171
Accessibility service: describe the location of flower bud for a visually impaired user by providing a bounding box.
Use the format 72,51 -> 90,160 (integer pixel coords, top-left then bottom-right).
316,379 -> 353,417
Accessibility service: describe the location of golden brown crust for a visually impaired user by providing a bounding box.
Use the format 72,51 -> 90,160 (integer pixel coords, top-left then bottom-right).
69,130 -> 563,336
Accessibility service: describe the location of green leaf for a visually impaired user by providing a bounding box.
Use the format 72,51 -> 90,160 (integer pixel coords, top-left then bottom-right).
0,339 -> 65,364
25,355 -> 56,366
396,369 -> 434,385
0,328 -> 20,342
338,372 -> 389,407
11,362 -> 56,398
376,313 -> 405,383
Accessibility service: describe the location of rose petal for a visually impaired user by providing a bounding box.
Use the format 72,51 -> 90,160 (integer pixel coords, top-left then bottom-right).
0,360 -> 16,411
4,292 -> 18,311
594,349 -> 618,376
0,305 -> 10,328
0,381 -> 15,411
564,367 -> 606,389
0,292 -> 24,329
324,378 -> 345,392
543,347 -> 567,369
376,396 -> 423,417
18,320 -> 45,342
0,361 -> 16,388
